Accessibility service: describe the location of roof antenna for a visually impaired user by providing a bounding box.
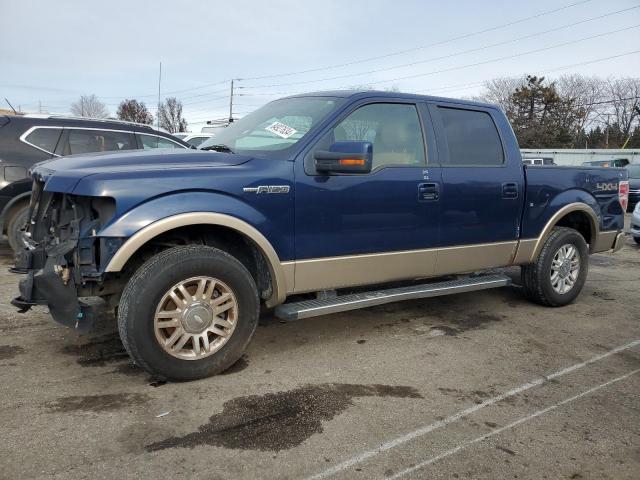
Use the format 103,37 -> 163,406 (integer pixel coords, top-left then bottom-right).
4,98 -> 18,114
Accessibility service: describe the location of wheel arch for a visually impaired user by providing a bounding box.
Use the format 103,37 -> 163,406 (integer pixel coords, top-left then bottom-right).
529,202 -> 599,262
104,212 -> 289,307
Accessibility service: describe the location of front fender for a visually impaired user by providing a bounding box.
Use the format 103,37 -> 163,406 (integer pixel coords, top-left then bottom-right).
98,192 -> 291,306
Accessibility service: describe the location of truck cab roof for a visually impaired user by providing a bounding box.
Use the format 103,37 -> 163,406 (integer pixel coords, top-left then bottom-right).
285,90 -> 498,110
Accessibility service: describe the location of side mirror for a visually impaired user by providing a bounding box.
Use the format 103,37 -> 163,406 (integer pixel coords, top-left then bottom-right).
314,141 -> 373,174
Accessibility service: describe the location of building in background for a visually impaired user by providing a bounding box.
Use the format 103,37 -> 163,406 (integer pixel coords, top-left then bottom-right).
521,149 -> 640,166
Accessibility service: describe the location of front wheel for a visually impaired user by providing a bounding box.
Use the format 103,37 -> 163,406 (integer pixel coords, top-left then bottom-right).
118,245 -> 260,381
521,227 -> 589,307
634,236 -> 640,245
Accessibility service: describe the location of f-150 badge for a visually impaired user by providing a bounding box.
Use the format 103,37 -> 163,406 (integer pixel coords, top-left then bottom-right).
243,185 -> 290,194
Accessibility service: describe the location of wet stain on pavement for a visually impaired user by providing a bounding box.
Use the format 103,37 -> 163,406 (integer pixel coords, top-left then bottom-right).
438,387 -> 496,404
430,312 -> 503,336
0,345 -> 25,360
146,383 -> 422,452
61,334 -> 128,367
220,355 -> 249,375
45,393 -> 150,413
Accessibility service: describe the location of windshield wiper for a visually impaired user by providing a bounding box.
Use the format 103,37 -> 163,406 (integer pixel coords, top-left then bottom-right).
201,144 -> 235,154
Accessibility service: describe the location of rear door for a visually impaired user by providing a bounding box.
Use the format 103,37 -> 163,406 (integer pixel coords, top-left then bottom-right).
428,102 -> 523,274
293,100 -> 442,293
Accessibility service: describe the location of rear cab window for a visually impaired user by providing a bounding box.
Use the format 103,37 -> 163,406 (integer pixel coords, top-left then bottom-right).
436,106 -> 504,166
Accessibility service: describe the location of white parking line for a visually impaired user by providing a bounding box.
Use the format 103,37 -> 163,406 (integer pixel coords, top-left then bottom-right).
389,368 -> 640,479
305,339 -> 640,480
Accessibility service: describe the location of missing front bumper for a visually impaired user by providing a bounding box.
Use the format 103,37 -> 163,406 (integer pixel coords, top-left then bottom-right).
12,254 -> 96,333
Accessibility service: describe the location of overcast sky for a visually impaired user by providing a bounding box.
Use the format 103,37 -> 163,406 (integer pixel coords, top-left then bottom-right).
2,0 -> 639,130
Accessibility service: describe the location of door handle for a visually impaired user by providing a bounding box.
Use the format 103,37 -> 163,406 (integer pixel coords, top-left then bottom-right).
502,182 -> 518,199
418,182 -> 439,201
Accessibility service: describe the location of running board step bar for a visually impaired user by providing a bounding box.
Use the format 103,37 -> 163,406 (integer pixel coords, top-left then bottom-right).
274,274 -> 512,321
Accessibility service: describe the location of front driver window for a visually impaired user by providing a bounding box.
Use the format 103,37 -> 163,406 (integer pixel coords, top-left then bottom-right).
333,103 -> 426,169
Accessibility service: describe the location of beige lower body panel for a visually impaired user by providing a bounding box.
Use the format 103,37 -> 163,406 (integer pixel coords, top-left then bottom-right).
287,241 -> 519,295
434,241 -> 517,276
289,248 -> 438,294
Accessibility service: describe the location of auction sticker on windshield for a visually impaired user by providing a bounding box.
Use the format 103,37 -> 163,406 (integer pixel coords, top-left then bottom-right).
265,121 -> 297,139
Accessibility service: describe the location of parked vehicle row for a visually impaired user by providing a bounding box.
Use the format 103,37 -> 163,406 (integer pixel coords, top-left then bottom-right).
0,114 -> 190,250
626,163 -> 640,212
11,91 -> 629,381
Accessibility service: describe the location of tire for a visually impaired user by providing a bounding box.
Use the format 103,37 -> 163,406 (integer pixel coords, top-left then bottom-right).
6,205 -> 30,252
118,245 -> 260,381
634,236 -> 640,245
521,227 -> 589,307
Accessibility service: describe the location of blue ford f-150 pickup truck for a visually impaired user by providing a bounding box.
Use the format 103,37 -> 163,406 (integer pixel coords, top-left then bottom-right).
12,91 -> 629,381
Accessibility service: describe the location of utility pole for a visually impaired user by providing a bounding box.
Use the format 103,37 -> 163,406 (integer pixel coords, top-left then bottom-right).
605,113 -> 611,149
229,79 -> 234,123
157,62 -> 162,130
4,98 -> 17,114
38,100 -> 42,113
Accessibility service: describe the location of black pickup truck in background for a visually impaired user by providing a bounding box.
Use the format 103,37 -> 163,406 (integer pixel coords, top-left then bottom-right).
0,114 -> 189,251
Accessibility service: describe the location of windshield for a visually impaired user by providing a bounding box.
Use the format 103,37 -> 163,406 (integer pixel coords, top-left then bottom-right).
199,97 -> 344,157
627,164 -> 640,178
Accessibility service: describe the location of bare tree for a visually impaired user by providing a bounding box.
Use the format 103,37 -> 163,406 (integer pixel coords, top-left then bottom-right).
473,77 -> 525,111
605,77 -> 640,139
158,97 -> 188,133
70,94 -> 109,118
117,99 -> 153,124
555,75 -> 605,133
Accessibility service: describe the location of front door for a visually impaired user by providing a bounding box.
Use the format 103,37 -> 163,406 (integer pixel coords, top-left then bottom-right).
293,101 -> 442,293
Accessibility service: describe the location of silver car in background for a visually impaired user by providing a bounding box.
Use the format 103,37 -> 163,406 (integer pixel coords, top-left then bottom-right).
631,201 -> 640,245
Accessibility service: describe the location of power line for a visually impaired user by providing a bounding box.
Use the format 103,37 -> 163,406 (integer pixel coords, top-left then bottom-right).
219,50 -> 640,112
97,78 -> 232,100
348,25 -> 640,88
238,6 -> 640,90
237,0 -> 595,81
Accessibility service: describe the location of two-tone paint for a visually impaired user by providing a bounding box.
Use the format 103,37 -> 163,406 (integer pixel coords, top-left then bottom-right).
27,91 -> 628,308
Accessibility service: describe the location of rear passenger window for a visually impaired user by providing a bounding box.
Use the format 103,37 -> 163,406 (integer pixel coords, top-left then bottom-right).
438,107 -> 503,166
24,127 -> 62,154
67,130 -> 135,155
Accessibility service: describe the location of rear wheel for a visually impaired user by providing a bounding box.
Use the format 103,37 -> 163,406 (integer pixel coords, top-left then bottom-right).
6,204 -> 30,252
118,245 -> 260,381
521,227 -> 588,307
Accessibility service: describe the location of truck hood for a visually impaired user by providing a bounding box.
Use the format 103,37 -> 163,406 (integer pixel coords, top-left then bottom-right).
34,149 -> 252,192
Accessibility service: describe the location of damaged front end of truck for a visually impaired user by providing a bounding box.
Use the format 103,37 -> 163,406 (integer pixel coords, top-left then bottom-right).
11,175 -> 116,332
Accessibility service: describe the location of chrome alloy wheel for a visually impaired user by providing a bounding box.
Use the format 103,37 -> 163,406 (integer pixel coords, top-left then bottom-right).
154,276 -> 238,360
550,244 -> 580,295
